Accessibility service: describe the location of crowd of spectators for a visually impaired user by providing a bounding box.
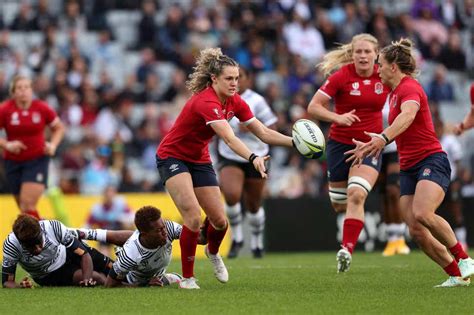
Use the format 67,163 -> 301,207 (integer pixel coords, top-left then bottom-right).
0,0 -> 473,200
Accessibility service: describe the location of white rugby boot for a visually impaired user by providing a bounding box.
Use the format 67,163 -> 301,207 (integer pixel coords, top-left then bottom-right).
179,277 -> 200,289
336,247 -> 352,273
205,245 -> 229,283
458,257 -> 474,279
434,276 -> 470,288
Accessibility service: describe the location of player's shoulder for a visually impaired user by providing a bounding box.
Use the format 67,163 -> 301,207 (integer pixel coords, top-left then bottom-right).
0,99 -> 14,110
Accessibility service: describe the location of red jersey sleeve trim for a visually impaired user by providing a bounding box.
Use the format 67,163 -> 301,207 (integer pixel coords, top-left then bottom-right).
317,90 -> 331,99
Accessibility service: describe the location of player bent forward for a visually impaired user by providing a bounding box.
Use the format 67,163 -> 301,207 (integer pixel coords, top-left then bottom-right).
2,215 -> 112,288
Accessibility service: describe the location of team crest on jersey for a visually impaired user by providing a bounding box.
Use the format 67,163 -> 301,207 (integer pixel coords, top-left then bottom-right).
226,111 -> 235,121
350,82 -> 361,96
374,82 -> 384,95
10,112 -> 20,125
363,80 -> 371,85
422,168 -> 431,177
32,112 -> 41,123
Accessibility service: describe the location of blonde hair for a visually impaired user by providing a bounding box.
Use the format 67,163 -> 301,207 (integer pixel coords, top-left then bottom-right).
380,38 -> 418,77
317,33 -> 379,77
9,75 -> 32,96
186,48 -> 238,94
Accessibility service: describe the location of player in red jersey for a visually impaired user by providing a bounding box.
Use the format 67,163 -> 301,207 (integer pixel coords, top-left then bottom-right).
346,38 -> 474,287
307,34 -> 390,273
0,76 -> 65,219
156,48 -> 293,289
454,83 -> 474,135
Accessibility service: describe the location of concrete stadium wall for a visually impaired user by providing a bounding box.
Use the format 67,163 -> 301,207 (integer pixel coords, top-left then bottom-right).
0,193 -> 230,259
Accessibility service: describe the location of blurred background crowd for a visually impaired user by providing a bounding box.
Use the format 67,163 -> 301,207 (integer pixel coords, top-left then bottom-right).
0,0 -> 473,200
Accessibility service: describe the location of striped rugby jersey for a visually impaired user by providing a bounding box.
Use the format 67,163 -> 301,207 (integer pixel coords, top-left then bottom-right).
112,220 -> 182,285
2,220 -> 76,279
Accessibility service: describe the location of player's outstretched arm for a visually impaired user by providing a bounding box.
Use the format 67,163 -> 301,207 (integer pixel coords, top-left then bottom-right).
246,119 -> 293,147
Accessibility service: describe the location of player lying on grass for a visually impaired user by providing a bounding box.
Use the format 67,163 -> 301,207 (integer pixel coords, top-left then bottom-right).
76,205 -> 206,288
2,214 -> 112,288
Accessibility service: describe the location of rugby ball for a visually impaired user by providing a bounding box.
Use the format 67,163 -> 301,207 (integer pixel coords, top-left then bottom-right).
292,119 -> 325,159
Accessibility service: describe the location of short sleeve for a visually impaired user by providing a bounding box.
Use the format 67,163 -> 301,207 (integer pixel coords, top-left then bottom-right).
38,101 -> 57,125
319,69 -> 344,99
254,96 -> 277,127
198,100 -> 227,124
164,220 -> 182,241
399,84 -> 421,107
233,95 -> 254,124
49,220 -> 75,247
2,236 -> 20,270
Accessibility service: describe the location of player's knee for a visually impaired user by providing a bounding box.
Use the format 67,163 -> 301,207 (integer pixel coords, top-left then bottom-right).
412,210 -> 432,227
209,216 -> 227,230
347,189 -> 367,206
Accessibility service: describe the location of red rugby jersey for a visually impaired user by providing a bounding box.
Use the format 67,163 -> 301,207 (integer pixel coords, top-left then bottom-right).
157,87 -> 255,163
318,64 -> 389,144
388,76 -> 443,170
0,99 -> 57,161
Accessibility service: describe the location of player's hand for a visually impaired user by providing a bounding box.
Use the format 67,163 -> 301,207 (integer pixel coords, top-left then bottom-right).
5,140 -> 27,154
344,139 -> 366,167
20,277 -> 33,288
44,142 -> 57,156
79,278 -> 96,287
252,155 -> 270,179
453,123 -> 464,136
335,110 -> 361,126
148,276 -> 164,287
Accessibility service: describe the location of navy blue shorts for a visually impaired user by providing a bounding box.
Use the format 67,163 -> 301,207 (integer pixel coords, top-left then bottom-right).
400,152 -> 451,196
4,156 -> 49,194
156,155 -> 218,187
217,154 -> 266,179
326,139 -> 382,182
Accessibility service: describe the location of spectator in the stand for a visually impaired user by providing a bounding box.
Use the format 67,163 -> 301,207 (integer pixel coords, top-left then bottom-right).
93,93 -> 133,144
235,37 -> 274,73
136,47 -> 157,84
438,30 -> 466,71
79,144 -> 118,195
59,0 -> 87,32
412,7 -> 448,52
337,3 -> 364,44
10,2 -> 34,31
31,0 -> 57,31
283,8 -> 325,63
87,185 -> 134,256
426,64 -> 454,102
137,0 -> 157,49
136,73 -> 163,103
156,4 -> 187,64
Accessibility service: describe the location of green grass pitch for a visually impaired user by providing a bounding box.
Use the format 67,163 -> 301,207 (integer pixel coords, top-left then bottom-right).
1,251 -> 474,314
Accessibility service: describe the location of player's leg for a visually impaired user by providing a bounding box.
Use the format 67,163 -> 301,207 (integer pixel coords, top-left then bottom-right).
243,175 -> 266,258
400,194 -> 467,287
195,185 -> 229,283
342,165 -> 379,254
18,157 -> 49,219
219,164 -> 245,258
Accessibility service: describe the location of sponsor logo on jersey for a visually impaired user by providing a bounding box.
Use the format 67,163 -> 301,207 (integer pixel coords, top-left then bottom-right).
422,168 -> 431,177
169,164 -> 179,172
374,82 -> 384,95
363,79 -> 371,85
350,82 -> 361,96
10,112 -> 20,125
213,108 -> 221,118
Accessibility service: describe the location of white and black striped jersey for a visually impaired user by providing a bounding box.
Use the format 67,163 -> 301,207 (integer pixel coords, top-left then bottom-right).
2,220 -> 76,279
112,220 -> 181,286
218,89 -> 278,162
